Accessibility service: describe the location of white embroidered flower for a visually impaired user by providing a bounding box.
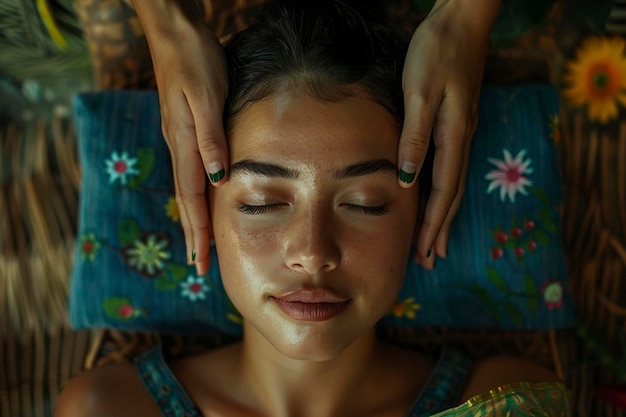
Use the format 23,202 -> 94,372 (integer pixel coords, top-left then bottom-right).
180,275 -> 210,302
126,234 -> 171,275
105,151 -> 140,185
485,149 -> 534,202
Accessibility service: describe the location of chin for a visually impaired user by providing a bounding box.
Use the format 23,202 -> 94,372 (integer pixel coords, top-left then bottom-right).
264,320 -> 369,362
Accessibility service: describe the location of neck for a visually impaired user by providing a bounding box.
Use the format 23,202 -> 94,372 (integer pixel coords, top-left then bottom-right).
238,323 -> 387,417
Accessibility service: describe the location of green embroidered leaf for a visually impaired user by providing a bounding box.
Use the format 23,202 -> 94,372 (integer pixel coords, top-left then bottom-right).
154,277 -> 179,291
469,284 -> 499,323
503,302 -> 524,326
128,147 -> 156,187
164,263 -> 189,282
524,275 -> 540,312
104,297 -> 135,321
539,207 -> 557,233
536,229 -> 550,245
486,266 -> 509,292
117,218 -> 141,246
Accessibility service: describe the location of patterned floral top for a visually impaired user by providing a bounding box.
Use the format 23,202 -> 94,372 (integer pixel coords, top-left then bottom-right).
433,381 -> 571,416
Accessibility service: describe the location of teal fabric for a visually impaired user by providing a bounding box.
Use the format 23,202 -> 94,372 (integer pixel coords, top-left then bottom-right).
69,85 -> 574,334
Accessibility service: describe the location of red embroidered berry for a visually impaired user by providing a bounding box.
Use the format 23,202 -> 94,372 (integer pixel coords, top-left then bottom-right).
491,247 -> 503,259
494,231 -> 508,244
514,247 -> 524,257
82,241 -> 93,253
511,227 -> 523,238
527,241 -> 537,251
525,220 -> 535,230
118,305 -> 134,318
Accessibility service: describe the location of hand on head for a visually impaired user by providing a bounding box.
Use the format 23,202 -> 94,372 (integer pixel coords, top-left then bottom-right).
134,0 -> 500,274
399,0 -> 500,269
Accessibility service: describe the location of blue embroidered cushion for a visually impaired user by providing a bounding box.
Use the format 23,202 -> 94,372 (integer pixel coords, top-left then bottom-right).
69,86 -> 574,334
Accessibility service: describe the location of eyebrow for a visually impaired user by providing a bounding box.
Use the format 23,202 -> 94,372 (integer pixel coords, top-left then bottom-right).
228,158 -> 396,180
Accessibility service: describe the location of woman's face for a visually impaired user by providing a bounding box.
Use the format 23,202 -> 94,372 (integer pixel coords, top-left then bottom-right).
210,90 -> 418,361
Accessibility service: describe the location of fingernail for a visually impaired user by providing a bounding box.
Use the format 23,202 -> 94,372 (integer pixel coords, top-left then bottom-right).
191,250 -> 196,262
427,249 -> 432,258
398,161 -> 417,184
208,161 -> 225,184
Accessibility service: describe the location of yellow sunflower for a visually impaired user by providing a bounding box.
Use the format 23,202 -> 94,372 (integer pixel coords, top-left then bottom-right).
389,297 -> 421,320
165,196 -> 180,222
563,36 -> 626,124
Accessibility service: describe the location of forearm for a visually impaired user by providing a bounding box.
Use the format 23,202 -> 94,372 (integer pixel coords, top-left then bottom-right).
428,0 -> 502,39
129,0 -> 204,42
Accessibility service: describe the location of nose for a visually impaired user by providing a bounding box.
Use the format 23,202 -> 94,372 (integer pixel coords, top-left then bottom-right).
284,204 -> 340,274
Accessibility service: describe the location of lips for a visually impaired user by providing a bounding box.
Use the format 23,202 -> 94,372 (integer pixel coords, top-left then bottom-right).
272,289 -> 350,322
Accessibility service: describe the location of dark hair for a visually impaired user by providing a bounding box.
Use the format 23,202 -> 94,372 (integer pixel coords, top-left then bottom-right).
223,0 -> 408,126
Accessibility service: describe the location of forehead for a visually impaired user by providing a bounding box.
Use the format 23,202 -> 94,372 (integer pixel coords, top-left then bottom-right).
227,91 -> 400,164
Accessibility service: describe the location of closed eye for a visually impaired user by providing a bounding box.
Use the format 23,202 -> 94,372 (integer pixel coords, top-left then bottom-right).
237,203 -> 286,215
343,204 -> 390,216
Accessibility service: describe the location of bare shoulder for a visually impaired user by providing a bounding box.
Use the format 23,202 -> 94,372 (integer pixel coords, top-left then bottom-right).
54,360 -> 160,417
460,355 -> 562,402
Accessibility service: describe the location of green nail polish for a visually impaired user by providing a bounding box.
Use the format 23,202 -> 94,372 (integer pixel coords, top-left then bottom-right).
191,250 -> 196,262
398,168 -> 416,184
209,169 -> 225,183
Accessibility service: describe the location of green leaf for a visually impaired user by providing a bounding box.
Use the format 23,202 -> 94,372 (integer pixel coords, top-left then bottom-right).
490,0 -> 555,47
164,263 -> 189,281
524,275 -> 540,312
486,266 -> 509,292
128,147 -> 156,187
532,187 -> 551,207
569,0 -> 613,32
117,218 -> 141,246
154,278 -> 179,291
104,297 -> 133,321
503,302 -> 524,326
412,0 -> 435,14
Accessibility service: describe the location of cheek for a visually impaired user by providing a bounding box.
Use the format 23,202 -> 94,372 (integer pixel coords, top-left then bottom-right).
211,195 -> 282,304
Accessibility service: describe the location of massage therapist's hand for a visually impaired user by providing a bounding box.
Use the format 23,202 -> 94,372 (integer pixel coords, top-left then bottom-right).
132,0 -> 228,276
399,0 -> 501,269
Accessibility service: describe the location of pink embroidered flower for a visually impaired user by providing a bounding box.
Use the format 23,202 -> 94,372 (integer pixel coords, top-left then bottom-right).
180,275 -> 210,301
485,149 -> 534,203
105,151 -> 140,185
541,280 -> 564,310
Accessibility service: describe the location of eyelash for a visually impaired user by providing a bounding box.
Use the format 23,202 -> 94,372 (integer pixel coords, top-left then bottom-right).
237,204 -> 283,215
344,204 -> 390,216
237,203 -> 389,216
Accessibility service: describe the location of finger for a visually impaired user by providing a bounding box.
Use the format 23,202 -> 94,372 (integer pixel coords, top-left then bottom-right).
398,87 -> 441,189
185,89 -> 229,187
415,93 -> 469,260
169,143 -> 212,273
165,97 -> 213,274
434,133 -> 471,258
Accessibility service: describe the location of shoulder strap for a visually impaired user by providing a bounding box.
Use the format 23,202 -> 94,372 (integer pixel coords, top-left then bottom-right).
405,346 -> 473,416
134,345 -> 203,417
